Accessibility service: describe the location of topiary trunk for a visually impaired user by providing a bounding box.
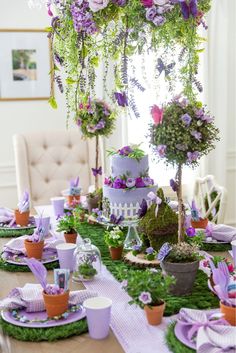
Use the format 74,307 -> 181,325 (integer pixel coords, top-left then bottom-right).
176,164 -> 185,243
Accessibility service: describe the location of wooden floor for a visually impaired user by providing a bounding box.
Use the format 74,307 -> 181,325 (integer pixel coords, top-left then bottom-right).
0,238 -> 124,353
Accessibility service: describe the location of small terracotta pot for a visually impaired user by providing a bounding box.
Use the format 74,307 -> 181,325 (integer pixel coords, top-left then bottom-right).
87,195 -> 100,214
24,239 -> 44,259
144,302 -> 165,326
67,195 -> 80,207
43,290 -> 69,318
220,301 -> 236,326
109,246 -> 123,260
15,209 -> 30,227
191,218 -> 208,229
64,232 -> 77,244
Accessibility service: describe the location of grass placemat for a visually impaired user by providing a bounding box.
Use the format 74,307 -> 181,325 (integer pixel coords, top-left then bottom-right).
166,322 -> 195,353
78,223 -> 219,316
0,257 -> 59,272
201,242 -> 231,252
0,227 -> 34,238
0,317 -> 88,342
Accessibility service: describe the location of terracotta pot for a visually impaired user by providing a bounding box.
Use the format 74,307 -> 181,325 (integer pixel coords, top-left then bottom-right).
220,301 -> 236,326
144,302 -> 165,326
87,195 -> 100,213
162,260 -> 199,296
64,232 -> 77,244
67,195 -> 80,207
24,239 -> 44,260
109,246 -> 123,260
15,209 -> 30,227
191,218 -> 208,229
43,290 -> 69,318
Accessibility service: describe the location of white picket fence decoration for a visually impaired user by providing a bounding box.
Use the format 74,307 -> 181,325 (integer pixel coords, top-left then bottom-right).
110,199 -> 153,218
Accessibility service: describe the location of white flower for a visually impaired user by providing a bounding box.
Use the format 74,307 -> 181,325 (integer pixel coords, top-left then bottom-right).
89,0 -> 109,12
154,0 -> 169,5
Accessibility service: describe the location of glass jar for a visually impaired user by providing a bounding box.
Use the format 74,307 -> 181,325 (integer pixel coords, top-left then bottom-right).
72,238 -> 101,282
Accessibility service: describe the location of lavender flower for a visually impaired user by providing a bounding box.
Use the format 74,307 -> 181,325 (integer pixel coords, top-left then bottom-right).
157,242 -> 172,261
146,247 -> 154,254
181,113 -> 192,126
70,0 -> 97,35
191,130 -> 202,141
114,92 -> 128,107
186,227 -> 196,237
126,178 -> 136,188
187,151 -> 200,163
139,291 -> 152,305
156,144 -> 166,158
170,178 -> 178,192
143,177 -> 154,186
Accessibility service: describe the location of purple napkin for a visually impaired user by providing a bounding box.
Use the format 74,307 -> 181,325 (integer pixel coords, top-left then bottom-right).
177,308 -> 235,353
0,208 -> 14,224
0,284 -> 98,312
205,223 -> 236,243
18,191 -> 30,213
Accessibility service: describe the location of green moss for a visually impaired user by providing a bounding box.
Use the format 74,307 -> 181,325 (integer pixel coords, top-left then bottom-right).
138,188 -> 178,251
166,322 -> 195,353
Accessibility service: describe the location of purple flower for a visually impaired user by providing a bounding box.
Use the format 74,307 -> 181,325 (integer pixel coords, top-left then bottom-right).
153,15 -> 166,26
194,108 -> 204,118
187,151 -> 200,163
119,146 -> 133,156
77,119 -> 82,127
156,144 -> 166,158
126,178 -> 136,188
146,6 -> 157,20
132,244 -> 141,251
191,130 -> 202,141
88,0 -> 109,12
181,113 -> 192,126
114,92 -> 128,107
201,114 -> 213,123
143,177 -> 154,186
146,247 -> 154,254
157,242 -> 172,261
170,178 -> 178,192
141,0 -> 153,7
176,143 -> 187,151
184,214 -> 191,229
139,291 -> 152,305
121,279 -> 128,288
113,178 -> 126,189
205,223 -> 213,238
135,177 -> 146,188
104,177 -> 112,186
186,227 -> 196,237
95,119 -> 106,130
112,0 -> 127,5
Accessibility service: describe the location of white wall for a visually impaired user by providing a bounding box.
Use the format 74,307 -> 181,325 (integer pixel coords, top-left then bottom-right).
0,0 -> 67,208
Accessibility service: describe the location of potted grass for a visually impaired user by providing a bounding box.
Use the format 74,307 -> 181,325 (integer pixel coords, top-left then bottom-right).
104,226 -> 125,260
26,258 -> 69,318
24,221 -> 45,259
120,268 -> 175,325
190,200 -> 208,229
15,191 -> 30,227
158,242 -> 200,296
57,212 -> 79,244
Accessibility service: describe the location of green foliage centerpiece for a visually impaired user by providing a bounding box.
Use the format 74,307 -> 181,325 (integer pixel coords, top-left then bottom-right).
149,97 -> 219,242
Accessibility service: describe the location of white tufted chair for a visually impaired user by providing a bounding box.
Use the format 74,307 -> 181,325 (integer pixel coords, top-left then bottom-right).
13,130 -> 103,206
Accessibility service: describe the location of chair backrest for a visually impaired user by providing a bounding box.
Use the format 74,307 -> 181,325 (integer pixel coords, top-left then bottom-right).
193,175 -> 227,224
13,130 -> 99,206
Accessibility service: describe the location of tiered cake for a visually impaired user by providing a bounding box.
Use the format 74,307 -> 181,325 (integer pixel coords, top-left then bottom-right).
103,146 -> 158,219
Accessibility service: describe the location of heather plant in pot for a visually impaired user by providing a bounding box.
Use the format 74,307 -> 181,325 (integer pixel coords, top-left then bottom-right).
67,177 -> 81,207
57,212 -> 80,244
15,191 -> 30,227
158,242 -> 200,296
104,226 -> 125,260
24,219 -> 45,260
119,268 -> 175,326
190,200 -> 208,229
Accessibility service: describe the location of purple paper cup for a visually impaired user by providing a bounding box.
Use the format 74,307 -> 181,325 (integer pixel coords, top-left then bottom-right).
231,240 -> 236,267
83,297 -> 112,340
50,197 -> 65,217
34,215 -> 50,236
56,243 -> 77,271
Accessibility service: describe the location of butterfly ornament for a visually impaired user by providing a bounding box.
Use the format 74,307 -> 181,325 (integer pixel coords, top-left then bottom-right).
178,0 -> 198,20
91,166 -> 102,177
156,58 -> 175,77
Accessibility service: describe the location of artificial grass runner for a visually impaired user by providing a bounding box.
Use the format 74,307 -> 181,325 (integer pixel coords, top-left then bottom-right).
0,257 -> 59,272
0,227 -> 34,238
78,223 -> 219,316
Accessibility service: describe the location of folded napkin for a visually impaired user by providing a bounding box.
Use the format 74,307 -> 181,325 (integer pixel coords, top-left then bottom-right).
177,308 -> 235,353
2,235 -> 62,258
18,191 -> 30,213
0,207 -> 14,225
0,283 -> 98,313
206,224 -> 236,243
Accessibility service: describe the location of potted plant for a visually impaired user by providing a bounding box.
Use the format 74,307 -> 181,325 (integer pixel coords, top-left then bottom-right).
104,226 -> 125,260
73,204 -> 87,222
57,212 -> 79,244
208,260 -> 236,326
120,268 -> 175,325
15,191 -> 30,227
67,177 -> 81,207
26,258 -> 69,318
158,242 -> 200,296
190,200 -> 208,229
24,221 -> 45,259
87,188 -> 103,214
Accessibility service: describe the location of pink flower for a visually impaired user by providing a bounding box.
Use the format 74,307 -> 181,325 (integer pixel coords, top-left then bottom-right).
79,103 -> 84,109
228,264 -> 234,273
141,0 -> 153,7
89,0 -> 109,12
151,105 -> 163,125
135,177 -> 145,188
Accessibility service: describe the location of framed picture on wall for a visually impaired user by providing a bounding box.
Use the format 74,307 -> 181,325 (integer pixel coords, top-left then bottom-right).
0,29 -> 53,101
